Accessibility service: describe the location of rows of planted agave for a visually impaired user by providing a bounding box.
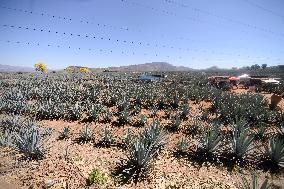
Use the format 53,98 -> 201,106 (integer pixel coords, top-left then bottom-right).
0,71 -> 283,187
0,72 -> 212,122
176,119 -> 284,171
0,116 -> 51,159
0,114 -> 166,184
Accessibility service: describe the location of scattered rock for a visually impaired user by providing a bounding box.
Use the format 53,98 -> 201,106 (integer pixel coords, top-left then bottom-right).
43,179 -> 55,188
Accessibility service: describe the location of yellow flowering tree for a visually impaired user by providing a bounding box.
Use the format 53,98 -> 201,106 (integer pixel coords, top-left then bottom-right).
65,66 -> 75,73
34,62 -> 47,73
79,67 -> 90,73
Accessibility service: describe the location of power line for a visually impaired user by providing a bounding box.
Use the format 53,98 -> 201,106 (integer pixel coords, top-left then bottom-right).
0,37 -> 180,59
0,38 -> 114,54
0,3 -> 238,40
242,0 -> 284,19
119,0 -> 284,39
2,23 -> 281,61
0,4 -> 220,46
162,0 -> 188,8
1,23 -> 183,51
0,5 -> 217,50
2,3 -> 281,55
1,38 -> 281,65
0,5 -> 140,33
1,3 -> 282,62
0,23 -> 225,55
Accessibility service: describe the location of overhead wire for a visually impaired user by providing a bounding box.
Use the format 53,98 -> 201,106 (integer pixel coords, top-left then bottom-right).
1,23 -> 182,51
118,0 -> 284,39
0,3 -> 282,63
242,0 -> 284,20
2,23 -> 283,62
1,38 -> 280,65
0,38 -> 116,54
159,0 -> 284,34
0,4 -> 221,46
2,23 -> 273,61
0,5 -> 140,33
2,3 -> 282,58
0,34 -> 177,59
0,4 -> 257,48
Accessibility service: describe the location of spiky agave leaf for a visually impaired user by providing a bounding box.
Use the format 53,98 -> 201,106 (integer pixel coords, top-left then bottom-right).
85,104 -> 102,122
280,122 -> 284,134
265,137 -> 284,168
157,95 -> 166,110
66,102 -> 82,121
36,98 -> 65,119
232,118 -> 249,137
176,138 -> 189,154
100,126 -> 114,146
132,105 -> 141,116
123,128 -> 134,147
0,115 -> 23,133
58,126 -> 70,139
277,122 -> 284,139
168,116 -> 181,132
240,174 -> 271,189
117,97 -> 129,111
125,136 -> 157,176
231,128 -> 254,160
13,125 -> 44,159
119,122 -> 166,182
254,123 -> 267,141
0,130 -> 14,147
78,124 -> 94,142
150,105 -> 159,118
180,104 -> 190,120
103,110 -> 113,123
164,108 -> 172,119
187,118 -> 202,137
117,110 -> 129,125
199,128 -> 221,154
141,121 -> 166,151
136,114 -> 147,127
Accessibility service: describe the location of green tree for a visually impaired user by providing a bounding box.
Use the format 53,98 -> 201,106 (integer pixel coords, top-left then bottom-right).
261,64 -> 267,69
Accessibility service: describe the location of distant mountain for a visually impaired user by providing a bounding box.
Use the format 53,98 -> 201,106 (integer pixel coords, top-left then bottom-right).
204,66 -> 221,71
101,62 -> 193,72
0,64 -> 35,72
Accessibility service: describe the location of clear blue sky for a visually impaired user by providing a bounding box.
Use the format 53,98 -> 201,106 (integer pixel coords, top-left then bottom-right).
0,0 -> 283,69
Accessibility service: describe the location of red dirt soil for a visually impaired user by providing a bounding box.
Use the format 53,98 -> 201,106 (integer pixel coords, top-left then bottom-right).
1,90 -> 284,189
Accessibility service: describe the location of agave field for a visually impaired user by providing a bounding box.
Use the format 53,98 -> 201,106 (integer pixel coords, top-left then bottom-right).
0,71 -> 284,188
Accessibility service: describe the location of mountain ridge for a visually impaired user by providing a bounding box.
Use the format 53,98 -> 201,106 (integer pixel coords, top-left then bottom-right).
0,62 -> 193,72
98,62 -> 193,72
0,64 -> 35,72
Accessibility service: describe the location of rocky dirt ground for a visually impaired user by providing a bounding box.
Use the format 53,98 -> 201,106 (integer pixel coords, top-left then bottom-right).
0,89 -> 284,189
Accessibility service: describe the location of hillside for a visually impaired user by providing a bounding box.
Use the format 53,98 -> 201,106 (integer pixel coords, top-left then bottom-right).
0,62 -> 193,73
0,64 -> 35,73
103,62 -> 193,72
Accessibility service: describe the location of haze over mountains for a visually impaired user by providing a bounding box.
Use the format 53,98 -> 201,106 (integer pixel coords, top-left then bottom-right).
0,62 -> 195,72
0,64 -> 35,72
101,62 -> 193,72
